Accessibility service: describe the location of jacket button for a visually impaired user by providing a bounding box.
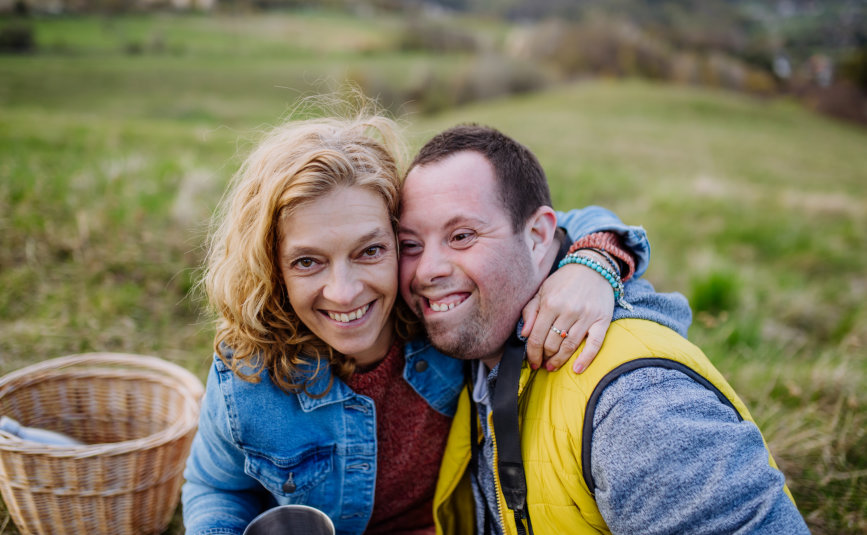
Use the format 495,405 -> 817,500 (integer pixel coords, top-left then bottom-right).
414,360 -> 428,372
282,473 -> 296,493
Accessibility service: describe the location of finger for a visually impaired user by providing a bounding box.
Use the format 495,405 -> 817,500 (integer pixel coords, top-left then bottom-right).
572,320 -> 609,374
542,323 -> 568,359
526,307 -> 558,369
520,294 -> 541,338
543,317 -> 588,371
546,319 -> 590,371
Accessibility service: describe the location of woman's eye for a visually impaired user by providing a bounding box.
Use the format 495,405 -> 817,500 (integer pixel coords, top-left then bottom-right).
363,246 -> 383,258
293,258 -> 317,269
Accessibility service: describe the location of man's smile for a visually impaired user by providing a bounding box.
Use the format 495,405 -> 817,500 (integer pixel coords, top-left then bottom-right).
425,293 -> 471,313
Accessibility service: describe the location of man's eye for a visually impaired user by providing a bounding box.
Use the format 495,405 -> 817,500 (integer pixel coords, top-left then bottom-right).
399,241 -> 421,255
450,231 -> 476,248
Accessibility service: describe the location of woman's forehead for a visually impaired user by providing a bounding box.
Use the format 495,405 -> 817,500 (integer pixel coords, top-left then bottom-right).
279,187 -> 394,250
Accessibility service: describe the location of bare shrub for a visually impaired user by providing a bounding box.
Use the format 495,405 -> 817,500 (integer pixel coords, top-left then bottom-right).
796,80 -> 867,125
452,53 -> 552,106
508,18 -> 674,80
398,17 -> 477,53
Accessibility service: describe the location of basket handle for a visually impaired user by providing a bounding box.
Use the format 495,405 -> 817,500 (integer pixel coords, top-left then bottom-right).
0,352 -> 204,401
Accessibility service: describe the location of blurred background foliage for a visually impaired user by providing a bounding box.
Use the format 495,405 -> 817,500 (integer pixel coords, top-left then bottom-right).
2,0 -> 867,121
0,1 -> 865,534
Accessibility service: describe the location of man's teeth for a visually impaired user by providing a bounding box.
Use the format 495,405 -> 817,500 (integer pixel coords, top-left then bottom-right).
430,302 -> 456,312
328,304 -> 370,323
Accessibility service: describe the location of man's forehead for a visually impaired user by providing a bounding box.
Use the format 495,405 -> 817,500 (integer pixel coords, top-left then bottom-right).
403,151 -> 499,205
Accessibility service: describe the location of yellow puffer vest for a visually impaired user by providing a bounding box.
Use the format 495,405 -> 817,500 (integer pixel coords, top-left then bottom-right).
433,318 -> 793,535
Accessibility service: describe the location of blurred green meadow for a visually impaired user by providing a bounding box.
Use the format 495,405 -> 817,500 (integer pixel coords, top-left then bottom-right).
1,11 -> 865,535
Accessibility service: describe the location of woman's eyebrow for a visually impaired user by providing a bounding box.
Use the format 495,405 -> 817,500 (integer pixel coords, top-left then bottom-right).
283,228 -> 392,259
355,228 -> 393,245
281,244 -> 321,261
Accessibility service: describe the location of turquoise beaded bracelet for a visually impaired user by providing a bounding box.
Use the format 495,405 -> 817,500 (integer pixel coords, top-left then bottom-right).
558,253 -> 633,310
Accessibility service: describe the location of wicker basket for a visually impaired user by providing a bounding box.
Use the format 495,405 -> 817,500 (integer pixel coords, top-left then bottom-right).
0,353 -> 204,535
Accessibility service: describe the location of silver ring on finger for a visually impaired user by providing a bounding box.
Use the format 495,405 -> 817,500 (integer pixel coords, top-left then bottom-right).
550,326 -> 568,339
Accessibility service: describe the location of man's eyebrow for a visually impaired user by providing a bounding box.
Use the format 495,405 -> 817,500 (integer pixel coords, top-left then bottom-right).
398,215 -> 485,235
445,215 -> 485,228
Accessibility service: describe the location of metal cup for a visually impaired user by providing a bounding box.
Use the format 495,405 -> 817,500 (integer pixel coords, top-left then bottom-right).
243,504 -> 336,535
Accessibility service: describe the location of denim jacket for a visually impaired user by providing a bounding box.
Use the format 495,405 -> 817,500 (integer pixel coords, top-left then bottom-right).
181,206 -> 674,535
182,341 -> 463,535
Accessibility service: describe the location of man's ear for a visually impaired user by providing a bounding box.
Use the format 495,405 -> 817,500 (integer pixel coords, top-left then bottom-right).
524,206 -> 557,266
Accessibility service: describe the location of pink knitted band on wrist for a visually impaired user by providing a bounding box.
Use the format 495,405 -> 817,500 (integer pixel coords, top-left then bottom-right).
567,231 -> 636,282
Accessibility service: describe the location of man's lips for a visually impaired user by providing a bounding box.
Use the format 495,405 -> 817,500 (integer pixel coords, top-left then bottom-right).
323,302 -> 371,324
425,292 -> 470,313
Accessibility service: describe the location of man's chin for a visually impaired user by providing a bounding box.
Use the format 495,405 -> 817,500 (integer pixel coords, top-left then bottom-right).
423,324 -> 465,359
425,325 -> 491,362
428,337 -> 469,360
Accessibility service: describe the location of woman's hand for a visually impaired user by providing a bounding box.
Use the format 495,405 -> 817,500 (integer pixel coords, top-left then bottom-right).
521,258 -> 615,373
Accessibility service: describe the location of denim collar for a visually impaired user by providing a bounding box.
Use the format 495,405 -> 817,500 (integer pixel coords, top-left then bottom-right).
294,339 -> 433,412
294,358 -> 357,412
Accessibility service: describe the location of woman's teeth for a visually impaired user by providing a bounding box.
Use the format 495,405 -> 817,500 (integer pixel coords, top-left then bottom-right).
328,304 -> 370,323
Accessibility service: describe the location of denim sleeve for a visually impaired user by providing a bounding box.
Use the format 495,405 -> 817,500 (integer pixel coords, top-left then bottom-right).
555,206 -> 650,278
591,367 -> 810,535
182,361 -> 268,535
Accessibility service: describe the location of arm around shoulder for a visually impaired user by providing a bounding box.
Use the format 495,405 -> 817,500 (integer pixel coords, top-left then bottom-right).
555,206 -> 650,278
590,367 -> 810,535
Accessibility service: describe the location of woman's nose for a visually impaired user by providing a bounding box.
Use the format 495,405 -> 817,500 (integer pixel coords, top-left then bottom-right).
322,263 -> 364,305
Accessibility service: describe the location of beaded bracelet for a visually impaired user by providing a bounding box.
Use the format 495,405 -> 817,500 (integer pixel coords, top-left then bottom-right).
574,247 -> 621,278
558,252 -> 633,310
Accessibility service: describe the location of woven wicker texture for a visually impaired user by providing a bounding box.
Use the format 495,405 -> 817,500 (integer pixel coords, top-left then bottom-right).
0,353 -> 204,535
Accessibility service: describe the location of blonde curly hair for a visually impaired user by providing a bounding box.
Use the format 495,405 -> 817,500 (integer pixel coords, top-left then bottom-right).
204,111 -> 419,396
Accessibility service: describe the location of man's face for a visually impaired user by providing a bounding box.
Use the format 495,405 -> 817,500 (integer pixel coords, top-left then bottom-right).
398,150 -> 536,366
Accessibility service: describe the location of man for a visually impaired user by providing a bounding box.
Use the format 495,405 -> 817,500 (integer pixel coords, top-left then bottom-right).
397,125 -> 809,534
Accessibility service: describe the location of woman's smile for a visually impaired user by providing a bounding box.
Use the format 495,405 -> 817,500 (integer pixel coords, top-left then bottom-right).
323,302 -> 372,324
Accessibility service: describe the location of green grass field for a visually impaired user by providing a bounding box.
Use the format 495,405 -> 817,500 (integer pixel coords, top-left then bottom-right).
1,12 -> 865,534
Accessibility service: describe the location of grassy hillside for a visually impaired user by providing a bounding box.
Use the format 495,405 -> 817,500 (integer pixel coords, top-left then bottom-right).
1,12 -> 865,535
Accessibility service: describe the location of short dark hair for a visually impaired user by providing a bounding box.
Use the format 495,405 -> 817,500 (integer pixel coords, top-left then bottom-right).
408,124 -> 552,232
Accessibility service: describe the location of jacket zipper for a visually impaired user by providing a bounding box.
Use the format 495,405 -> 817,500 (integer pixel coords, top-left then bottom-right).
489,410 -> 512,535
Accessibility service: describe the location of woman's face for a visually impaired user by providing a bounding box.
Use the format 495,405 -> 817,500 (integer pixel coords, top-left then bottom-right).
278,186 -> 398,366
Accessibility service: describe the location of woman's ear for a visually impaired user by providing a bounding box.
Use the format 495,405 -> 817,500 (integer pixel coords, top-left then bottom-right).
524,206 -> 558,265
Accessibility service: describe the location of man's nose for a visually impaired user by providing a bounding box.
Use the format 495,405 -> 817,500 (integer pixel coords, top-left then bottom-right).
413,245 -> 453,286
322,263 -> 364,305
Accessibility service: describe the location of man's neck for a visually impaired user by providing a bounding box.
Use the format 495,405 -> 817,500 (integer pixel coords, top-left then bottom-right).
479,231 -> 565,371
480,354 -> 502,371
544,229 -> 567,276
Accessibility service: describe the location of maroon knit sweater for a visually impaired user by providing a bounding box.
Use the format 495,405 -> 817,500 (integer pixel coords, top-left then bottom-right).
347,343 -> 451,535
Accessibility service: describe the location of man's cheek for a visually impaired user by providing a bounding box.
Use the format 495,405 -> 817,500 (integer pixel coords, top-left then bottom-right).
397,258 -> 415,301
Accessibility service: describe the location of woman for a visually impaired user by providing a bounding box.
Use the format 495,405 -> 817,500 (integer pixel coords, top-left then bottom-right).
182,111 -> 646,535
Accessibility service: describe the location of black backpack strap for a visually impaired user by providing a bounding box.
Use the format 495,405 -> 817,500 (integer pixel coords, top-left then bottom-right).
491,335 -> 534,535
581,358 -> 743,494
